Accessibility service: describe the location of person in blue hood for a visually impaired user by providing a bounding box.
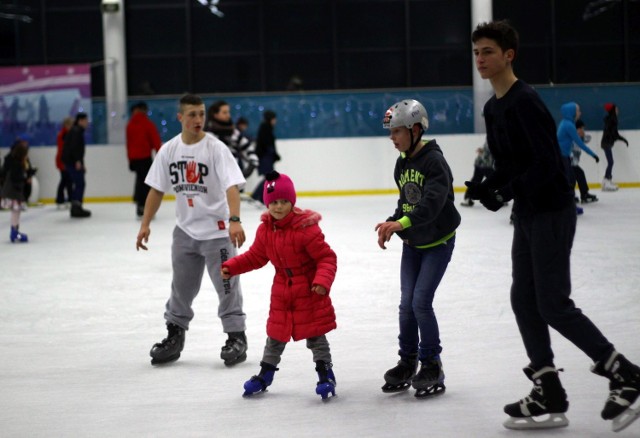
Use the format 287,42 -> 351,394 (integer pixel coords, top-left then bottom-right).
557,102 -> 599,163
557,102 -> 599,214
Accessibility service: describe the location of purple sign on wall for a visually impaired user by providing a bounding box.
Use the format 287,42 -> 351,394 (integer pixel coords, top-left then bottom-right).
0,64 -> 92,147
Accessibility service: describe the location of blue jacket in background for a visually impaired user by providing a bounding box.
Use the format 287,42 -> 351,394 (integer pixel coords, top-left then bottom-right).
557,102 -> 596,159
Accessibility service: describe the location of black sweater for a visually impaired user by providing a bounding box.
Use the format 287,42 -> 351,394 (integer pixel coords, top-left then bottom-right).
61,124 -> 86,166
482,80 -> 573,216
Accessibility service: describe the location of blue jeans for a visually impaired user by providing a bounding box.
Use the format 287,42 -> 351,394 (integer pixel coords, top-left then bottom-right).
65,164 -> 85,203
398,236 -> 455,361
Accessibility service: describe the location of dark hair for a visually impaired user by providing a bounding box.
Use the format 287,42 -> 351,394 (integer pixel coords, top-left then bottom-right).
210,100 -> 228,115
472,20 -> 519,58
575,119 -> 585,129
236,116 -> 248,126
11,142 -> 28,161
136,101 -> 148,112
263,110 -> 277,122
179,94 -> 204,111
75,112 -> 88,124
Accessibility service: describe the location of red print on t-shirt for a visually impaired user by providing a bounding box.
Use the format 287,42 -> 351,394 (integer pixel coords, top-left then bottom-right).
186,161 -> 201,183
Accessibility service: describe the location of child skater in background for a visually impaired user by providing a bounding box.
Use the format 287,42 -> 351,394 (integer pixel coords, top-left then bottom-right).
1,142 -> 29,242
221,171 -> 338,400
376,99 -> 460,398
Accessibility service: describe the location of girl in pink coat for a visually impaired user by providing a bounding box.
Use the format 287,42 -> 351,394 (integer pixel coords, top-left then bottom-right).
221,171 -> 338,400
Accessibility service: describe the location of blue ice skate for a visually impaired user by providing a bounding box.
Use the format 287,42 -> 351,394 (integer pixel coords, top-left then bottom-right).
315,360 -> 337,400
243,362 -> 278,397
10,226 -> 28,243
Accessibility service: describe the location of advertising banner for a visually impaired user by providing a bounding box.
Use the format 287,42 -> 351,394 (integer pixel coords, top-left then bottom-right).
0,64 -> 92,146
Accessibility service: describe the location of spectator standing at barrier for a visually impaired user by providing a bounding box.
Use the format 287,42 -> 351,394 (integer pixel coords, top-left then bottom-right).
252,110 -> 280,204
126,102 -> 162,218
61,113 -> 91,218
55,117 -> 74,209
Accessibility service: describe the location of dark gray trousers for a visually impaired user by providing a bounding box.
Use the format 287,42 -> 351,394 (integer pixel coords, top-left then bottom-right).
510,203 -> 614,369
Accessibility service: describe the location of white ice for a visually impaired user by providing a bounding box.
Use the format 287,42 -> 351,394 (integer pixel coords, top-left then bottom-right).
1,190 -> 639,437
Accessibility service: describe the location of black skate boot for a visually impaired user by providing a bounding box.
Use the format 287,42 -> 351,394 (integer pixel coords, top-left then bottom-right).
70,201 -> 91,218
581,193 -> 598,203
149,323 -> 185,365
503,366 -> 569,430
382,353 -> 418,393
243,361 -> 278,397
591,351 -> 640,432
412,357 -> 446,398
315,360 -> 337,400
220,331 -> 247,366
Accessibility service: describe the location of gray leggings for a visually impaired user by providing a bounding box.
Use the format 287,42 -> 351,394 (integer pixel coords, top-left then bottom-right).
164,226 -> 246,332
262,335 -> 332,367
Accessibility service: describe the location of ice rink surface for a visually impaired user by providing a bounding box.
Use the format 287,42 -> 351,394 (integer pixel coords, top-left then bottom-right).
1,189 -> 639,437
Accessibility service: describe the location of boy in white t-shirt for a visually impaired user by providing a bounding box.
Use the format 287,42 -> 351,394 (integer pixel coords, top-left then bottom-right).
136,94 -> 249,367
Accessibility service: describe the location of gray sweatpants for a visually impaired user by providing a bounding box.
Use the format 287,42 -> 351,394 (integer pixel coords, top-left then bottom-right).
164,226 -> 246,333
262,335 -> 332,367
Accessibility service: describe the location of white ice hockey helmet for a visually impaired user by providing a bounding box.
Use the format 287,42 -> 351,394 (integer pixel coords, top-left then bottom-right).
382,99 -> 429,131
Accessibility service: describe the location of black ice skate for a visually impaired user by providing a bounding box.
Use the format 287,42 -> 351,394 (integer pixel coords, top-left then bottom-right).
150,323 -> 185,365
221,331 -> 247,366
243,361 -> 278,397
503,366 -> 569,430
315,360 -> 337,400
411,357 -> 446,398
591,351 -> 640,432
382,354 -> 418,393
581,193 -> 598,204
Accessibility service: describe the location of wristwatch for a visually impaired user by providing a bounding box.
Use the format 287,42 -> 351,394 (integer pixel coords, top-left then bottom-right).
229,216 -> 241,223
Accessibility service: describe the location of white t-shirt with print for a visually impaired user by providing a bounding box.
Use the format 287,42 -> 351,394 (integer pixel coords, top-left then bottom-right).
145,132 -> 246,240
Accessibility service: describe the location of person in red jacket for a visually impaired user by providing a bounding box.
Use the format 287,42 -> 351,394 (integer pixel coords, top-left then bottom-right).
126,102 -> 161,217
221,171 -> 338,400
55,117 -> 74,209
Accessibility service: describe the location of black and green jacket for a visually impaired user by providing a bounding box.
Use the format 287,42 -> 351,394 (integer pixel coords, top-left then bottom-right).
388,139 -> 461,248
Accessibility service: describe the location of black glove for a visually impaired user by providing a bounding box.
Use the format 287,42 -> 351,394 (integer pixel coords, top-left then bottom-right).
464,181 -> 489,200
479,191 -> 504,212
465,181 -> 503,211
593,155 -> 600,163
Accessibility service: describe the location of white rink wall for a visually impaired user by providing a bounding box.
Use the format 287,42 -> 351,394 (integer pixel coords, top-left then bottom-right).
26,130 -> 640,202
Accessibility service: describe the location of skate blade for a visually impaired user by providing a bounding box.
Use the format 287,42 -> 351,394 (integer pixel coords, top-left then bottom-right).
243,389 -> 268,398
381,382 -> 411,393
503,413 -> 569,430
414,384 -> 445,399
150,353 -> 180,365
612,406 -> 640,432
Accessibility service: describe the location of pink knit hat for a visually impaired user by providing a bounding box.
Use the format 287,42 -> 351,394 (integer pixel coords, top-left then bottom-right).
604,103 -> 616,113
263,171 -> 296,206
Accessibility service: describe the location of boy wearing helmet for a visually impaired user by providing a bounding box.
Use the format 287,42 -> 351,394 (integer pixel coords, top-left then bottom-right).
376,99 -> 461,398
